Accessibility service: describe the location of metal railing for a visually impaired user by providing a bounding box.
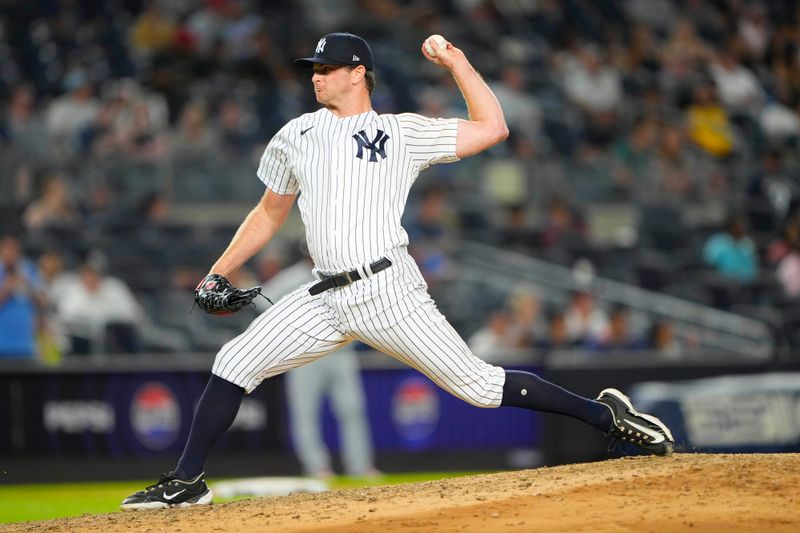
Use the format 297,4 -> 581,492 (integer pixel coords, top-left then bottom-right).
458,241 -> 774,359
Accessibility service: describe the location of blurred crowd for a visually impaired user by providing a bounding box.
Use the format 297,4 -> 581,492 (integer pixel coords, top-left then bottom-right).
467,286 -> 686,362
2,0 -> 800,360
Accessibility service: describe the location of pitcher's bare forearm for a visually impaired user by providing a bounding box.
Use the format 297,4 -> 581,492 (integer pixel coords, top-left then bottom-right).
209,190 -> 296,277
421,36 -> 508,157
450,59 -> 508,155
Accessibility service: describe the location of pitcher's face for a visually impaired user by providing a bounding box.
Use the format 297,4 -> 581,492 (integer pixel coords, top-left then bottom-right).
312,64 -> 348,103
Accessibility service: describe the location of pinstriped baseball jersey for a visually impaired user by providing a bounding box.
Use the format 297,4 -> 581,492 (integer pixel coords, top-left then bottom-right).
256,108 -> 458,273
213,107 -> 506,407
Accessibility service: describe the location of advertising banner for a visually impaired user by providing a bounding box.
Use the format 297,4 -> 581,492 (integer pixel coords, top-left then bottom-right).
630,373 -> 800,452
1,365 -> 541,458
0,371 -> 284,457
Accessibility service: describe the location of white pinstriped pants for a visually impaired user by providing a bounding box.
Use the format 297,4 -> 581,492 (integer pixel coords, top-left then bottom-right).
212,247 -> 506,407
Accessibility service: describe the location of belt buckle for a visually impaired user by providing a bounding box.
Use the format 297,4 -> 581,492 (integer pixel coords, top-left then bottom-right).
329,271 -> 353,289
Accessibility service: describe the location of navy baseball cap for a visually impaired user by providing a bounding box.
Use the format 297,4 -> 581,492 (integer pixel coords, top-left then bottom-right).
294,32 -> 374,71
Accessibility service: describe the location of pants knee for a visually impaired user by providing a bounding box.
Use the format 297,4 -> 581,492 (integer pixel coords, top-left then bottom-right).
449,385 -> 501,408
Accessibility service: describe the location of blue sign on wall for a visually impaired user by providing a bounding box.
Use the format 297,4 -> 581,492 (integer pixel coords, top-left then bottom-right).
314,369 -> 541,453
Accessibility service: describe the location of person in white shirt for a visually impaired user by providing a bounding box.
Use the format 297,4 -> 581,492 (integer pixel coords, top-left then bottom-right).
57,255 -> 143,354
709,50 -> 764,117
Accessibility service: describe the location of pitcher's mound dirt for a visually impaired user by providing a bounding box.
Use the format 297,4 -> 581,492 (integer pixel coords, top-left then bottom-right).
8,453 -> 800,532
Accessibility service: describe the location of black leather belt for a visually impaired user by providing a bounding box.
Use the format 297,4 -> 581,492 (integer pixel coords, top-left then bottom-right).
309,257 -> 392,295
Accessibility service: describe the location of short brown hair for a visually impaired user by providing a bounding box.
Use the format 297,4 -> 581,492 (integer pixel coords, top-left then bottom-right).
364,69 -> 376,96
347,66 -> 376,96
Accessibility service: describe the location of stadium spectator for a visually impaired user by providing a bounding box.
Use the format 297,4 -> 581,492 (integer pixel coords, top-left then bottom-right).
218,1 -> 264,63
647,320 -> 683,360
561,43 -> 623,146
129,1 -> 177,62
506,285 -> 543,350
619,25 -> 662,94
37,249 -> 77,306
709,48 -> 765,118
36,249 -> 74,360
646,123 -> 722,202
585,305 -> 645,351
776,244 -> 800,299
45,69 -> 100,158
687,81 -> 735,159
2,84 -> 52,166
539,196 -> 587,252
0,234 -> 45,358
659,18 -> 713,84
405,185 -> 459,284
702,214 -> 759,283
747,149 -> 797,222
489,65 -> 541,140
22,173 -> 80,233
611,115 -> 658,198
254,245 -> 289,286
89,79 -> 170,161
537,311 -> 573,351
758,89 -> 800,147
737,3 -> 771,61
767,217 -> 800,265
563,291 -> 609,346
216,98 -> 260,157
497,204 -> 538,256
467,308 -> 517,363
55,253 -> 145,354
183,0 -> 230,55
171,100 -> 218,156
624,0 -> 678,34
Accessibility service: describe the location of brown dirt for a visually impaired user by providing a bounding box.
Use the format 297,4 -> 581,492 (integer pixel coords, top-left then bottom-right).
7,453 -> 800,532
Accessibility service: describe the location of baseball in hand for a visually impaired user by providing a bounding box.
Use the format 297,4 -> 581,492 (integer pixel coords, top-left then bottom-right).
424,34 -> 448,57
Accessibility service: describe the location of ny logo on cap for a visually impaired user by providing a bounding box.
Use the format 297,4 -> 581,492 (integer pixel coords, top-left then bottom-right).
316,38 -> 326,54
353,129 -> 390,162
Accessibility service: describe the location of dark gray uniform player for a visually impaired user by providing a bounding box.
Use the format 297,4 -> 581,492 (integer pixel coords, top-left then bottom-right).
121,33 -> 673,510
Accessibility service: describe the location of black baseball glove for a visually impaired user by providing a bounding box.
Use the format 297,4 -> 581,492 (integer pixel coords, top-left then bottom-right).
194,273 -> 263,315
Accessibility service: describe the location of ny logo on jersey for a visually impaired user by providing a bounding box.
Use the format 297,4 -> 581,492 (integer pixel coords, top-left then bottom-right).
353,129 -> 390,162
315,38 -> 326,54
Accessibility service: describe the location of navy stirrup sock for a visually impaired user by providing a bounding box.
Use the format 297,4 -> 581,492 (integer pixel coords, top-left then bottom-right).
501,370 -> 612,432
175,374 -> 245,480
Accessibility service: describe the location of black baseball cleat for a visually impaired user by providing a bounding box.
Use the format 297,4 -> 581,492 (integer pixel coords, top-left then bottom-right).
120,472 -> 213,510
596,388 -> 675,456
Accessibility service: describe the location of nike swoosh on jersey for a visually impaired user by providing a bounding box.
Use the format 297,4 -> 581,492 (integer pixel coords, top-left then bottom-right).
300,126 -> 314,135
627,419 -> 665,444
163,489 -> 187,500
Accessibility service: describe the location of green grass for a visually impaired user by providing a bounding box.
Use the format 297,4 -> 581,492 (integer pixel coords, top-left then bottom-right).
0,472 -> 478,525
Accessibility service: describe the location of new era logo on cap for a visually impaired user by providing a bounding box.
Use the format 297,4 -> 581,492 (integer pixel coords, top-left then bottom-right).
295,32 -> 374,71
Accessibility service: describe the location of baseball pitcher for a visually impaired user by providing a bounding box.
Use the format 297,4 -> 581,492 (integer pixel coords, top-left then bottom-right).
121,32 -> 673,510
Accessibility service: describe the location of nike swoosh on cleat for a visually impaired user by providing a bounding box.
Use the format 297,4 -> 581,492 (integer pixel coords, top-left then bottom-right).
301,126 -> 314,135
627,420 -> 665,444
163,489 -> 187,501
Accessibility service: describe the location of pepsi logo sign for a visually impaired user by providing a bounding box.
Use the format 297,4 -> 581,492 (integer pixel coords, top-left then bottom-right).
392,377 -> 440,447
130,381 -> 181,451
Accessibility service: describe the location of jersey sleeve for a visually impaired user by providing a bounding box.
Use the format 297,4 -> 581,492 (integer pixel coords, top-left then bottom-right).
396,113 -> 460,171
256,124 -> 299,195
